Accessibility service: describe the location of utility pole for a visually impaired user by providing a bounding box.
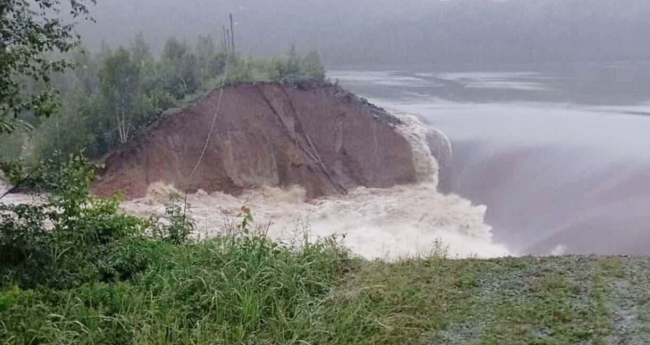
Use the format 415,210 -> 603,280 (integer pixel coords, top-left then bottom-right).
229,13 -> 235,52
226,28 -> 231,52
222,25 -> 228,50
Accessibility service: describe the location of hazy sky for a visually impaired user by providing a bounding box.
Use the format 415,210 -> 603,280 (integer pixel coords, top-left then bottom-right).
78,0 -> 650,66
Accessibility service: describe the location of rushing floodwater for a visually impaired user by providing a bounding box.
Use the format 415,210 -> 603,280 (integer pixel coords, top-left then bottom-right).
4,63 -> 649,258
329,62 -> 650,255
1,112 -> 510,260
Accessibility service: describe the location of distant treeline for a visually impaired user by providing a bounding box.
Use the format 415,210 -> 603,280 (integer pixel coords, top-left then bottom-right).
0,34 -> 325,167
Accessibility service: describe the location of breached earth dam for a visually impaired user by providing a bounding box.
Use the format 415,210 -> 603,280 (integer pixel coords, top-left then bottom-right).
95,80 -> 507,259
6,62 -> 650,259
2,80 -> 508,259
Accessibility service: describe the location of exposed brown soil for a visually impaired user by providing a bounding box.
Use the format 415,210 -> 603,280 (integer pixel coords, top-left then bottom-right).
93,81 -> 418,199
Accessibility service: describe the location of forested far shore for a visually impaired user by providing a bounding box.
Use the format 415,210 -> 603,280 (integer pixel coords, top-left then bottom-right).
0,34 -> 325,177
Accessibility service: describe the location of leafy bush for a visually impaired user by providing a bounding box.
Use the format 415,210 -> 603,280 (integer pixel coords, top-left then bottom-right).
0,160 -> 27,186
149,192 -> 195,245
0,152 -> 149,289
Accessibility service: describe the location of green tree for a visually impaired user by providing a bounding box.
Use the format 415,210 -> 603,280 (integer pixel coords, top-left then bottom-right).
196,35 -> 225,83
179,52 -> 200,95
162,37 -> 187,61
283,45 -> 301,79
159,37 -> 200,99
131,33 -> 153,65
301,50 -> 326,80
131,35 -> 173,121
98,48 -> 142,144
0,0 -> 95,134
70,49 -> 101,96
32,89 -> 99,161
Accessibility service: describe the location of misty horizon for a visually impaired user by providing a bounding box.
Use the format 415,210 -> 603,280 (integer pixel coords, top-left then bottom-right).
79,0 -> 650,66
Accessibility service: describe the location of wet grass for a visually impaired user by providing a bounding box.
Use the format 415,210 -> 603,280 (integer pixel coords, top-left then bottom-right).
1,236 -> 649,344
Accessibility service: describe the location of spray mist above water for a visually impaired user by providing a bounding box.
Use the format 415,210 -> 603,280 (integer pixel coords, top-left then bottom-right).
121,114 -> 510,260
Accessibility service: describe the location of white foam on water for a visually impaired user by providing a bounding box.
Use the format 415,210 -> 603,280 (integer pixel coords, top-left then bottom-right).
122,182 -> 509,260
394,113 -> 440,186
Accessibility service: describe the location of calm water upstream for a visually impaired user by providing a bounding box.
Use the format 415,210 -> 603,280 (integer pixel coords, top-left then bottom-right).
329,62 -> 650,255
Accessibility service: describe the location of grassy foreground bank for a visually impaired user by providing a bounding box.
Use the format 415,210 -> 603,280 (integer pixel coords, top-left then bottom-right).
3,238 -> 650,344
2,156 -> 650,344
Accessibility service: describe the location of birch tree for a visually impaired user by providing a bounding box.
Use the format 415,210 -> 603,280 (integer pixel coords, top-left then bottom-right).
98,48 -> 141,144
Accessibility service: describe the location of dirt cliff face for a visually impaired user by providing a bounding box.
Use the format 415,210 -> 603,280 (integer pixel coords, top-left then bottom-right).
93,81 -> 418,199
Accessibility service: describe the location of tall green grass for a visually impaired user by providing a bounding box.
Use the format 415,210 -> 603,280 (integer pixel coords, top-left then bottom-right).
0,235 -> 355,344
1,240 -> 627,344
0,154 -> 629,344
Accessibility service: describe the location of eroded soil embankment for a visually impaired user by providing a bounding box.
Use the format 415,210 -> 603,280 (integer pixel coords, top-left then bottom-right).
90,81 -> 505,259
93,81 -> 420,199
